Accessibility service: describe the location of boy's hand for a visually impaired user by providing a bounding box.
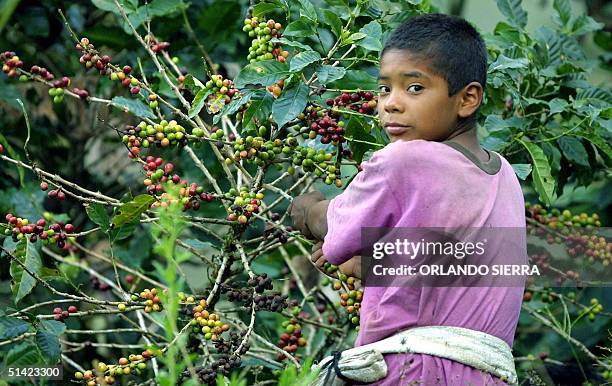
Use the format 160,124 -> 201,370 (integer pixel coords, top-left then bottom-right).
288,191 -> 325,239
310,241 -> 362,281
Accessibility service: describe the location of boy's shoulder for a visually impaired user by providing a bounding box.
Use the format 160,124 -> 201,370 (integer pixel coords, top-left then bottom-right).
368,139 -> 456,166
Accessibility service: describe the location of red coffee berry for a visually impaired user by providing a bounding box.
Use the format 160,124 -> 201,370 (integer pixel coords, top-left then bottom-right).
61,310 -> 69,319
40,181 -> 48,191
68,305 -> 77,313
48,190 -> 58,199
0,144 -> 4,153
57,191 -> 66,201
53,307 -> 62,314
64,224 -> 75,233
53,314 -> 62,321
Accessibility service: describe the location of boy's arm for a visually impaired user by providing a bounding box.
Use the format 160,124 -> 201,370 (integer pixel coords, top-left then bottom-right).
288,191 -> 329,240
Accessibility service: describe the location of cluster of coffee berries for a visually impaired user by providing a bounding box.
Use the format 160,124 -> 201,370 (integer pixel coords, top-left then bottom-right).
46,186 -> 67,201
276,319 -> 306,361
47,77 -> 71,104
224,187 -> 264,224
109,65 -> 141,95
565,233 -> 611,266
587,297 -> 604,322
326,91 -> 377,115
248,273 -> 273,293
28,64 -> 55,81
146,36 -> 170,53
53,305 -> 78,321
0,51 -> 24,78
267,79 -> 285,98
263,218 -> 293,244
290,145 -> 341,186
226,133 -> 284,167
179,332 -> 247,385
526,203 -> 601,232
122,119 -> 188,156
202,74 -> 238,114
74,349 -> 155,385
325,274 -> 361,326
3,213 -> 75,249
91,276 -> 110,292
305,108 -> 346,145
130,287 -> 162,313
75,38 -> 113,76
190,299 -> 231,341
192,124 -> 226,141
243,17 -> 288,63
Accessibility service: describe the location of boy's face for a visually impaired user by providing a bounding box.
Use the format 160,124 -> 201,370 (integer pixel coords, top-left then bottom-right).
377,49 -> 462,143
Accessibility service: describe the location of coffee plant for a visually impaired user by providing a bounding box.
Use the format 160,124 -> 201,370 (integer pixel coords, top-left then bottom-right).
0,0 -> 610,385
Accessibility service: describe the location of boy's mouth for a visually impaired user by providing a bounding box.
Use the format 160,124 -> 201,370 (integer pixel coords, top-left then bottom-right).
384,123 -> 410,136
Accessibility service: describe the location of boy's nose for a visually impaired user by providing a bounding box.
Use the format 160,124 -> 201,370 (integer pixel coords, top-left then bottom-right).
383,92 -> 405,114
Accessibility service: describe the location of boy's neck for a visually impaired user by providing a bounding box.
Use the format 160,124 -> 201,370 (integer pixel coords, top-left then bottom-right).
444,127 -> 490,162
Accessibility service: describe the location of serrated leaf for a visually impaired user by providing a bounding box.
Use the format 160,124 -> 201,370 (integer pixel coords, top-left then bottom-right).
112,97 -> 155,119
495,0 -> 527,29
283,18 -> 316,38
188,89 -> 213,118
511,164 -> 532,180
317,65 -> 346,84
357,21 -> 382,52
298,0 -> 317,21
557,136 -> 589,167
320,10 -> 342,38
518,140 -> 555,206
86,203 -> 110,232
289,50 -> 321,72
113,194 -> 155,227
9,239 -> 42,304
272,83 -> 309,128
0,317 -> 30,339
234,60 -> 290,88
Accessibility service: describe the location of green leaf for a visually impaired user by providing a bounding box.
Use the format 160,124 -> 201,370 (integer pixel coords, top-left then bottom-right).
234,60 -> 290,88
574,130 -> 612,160
145,0 -> 186,17
0,132 -> 25,187
557,136 -> 589,167
112,194 -> 155,227
253,2 -> 281,18
511,164 -> 532,180
495,0 -> 527,29
110,219 -> 138,242
330,70 -> 377,90
270,37 -> 312,51
347,32 -> 366,43
112,97 -> 155,119
547,98 -> 568,115
91,0 -> 138,14
345,117 -> 377,163
488,55 -> 529,71
552,0 -> 571,26
570,15 -> 603,36
317,65 -> 346,84
86,203 -> 110,232
242,94 -> 274,127
213,90 -> 256,124
36,320 -> 65,364
518,140 -> 555,206
320,10 -> 342,38
0,342 -> 43,372
289,50 -> 321,72
0,317 -> 30,339
272,82 -> 309,128
182,74 -> 205,94
9,239 -> 42,304
357,21 -> 382,52
297,0 -> 317,21
188,89 -> 213,118
283,18 -> 316,38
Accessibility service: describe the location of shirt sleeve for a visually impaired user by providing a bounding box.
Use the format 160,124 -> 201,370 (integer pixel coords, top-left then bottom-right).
322,149 -> 402,265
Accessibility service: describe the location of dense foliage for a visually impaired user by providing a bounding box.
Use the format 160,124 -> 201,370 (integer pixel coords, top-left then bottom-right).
0,0 -> 610,385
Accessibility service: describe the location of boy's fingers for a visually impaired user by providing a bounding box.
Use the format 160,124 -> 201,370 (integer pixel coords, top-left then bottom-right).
311,249 -> 323,263
311,241 -> 323,253
315,256 -> 327,267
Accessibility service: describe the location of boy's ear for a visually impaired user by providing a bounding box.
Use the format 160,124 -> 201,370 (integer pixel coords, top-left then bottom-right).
457,82 -> 483,118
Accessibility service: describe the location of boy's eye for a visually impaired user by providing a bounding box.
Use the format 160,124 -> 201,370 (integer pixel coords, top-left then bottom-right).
378,85 -> 390,93
407,85 -> 424,93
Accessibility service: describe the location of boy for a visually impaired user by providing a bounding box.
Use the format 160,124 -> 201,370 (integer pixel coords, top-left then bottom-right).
290,13 -> 525,385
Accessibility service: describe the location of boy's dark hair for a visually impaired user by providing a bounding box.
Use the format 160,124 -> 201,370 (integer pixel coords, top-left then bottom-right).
382,14 -> 487,123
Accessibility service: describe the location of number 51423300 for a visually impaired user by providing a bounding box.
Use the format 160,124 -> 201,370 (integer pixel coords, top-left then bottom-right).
5,367 -> 63,380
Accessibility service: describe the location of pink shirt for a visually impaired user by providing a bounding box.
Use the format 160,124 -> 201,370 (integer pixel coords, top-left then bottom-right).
322,139 -> 525,385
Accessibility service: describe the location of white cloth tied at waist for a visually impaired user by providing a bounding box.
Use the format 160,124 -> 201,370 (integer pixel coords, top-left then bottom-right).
311,325 -> 518,386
